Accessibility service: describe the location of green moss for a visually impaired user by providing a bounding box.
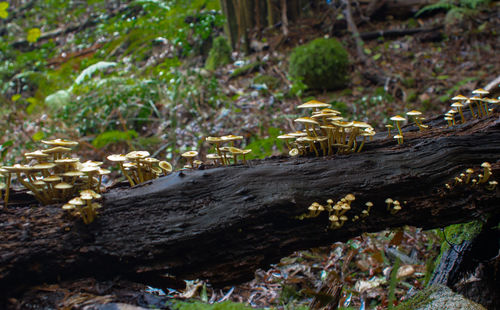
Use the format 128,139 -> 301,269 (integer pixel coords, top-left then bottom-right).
393,285 -> 441,310
433,220 -> 483,275
288,38 -> 350,90
172,300 -> 259,310
230,61 -> 263,78
205,36 -> 232,71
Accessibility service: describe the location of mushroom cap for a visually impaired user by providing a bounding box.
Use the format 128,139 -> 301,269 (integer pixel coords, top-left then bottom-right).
277,134 -> 295,140
385,198 -> 394,204
394,134 -> 403,139
159,161 -> 173,172
82,160 -> 104,167
345,194 -> 355,201
24,150 -> 50,158
393,205 -> 402,211
469,96 -> 482,101
43,146 -> 72,154
326,199 -> 334,204
451,94 -> 468,101
62,203 -> 76,210
206,136 -> 223,144
98,168 -> 111,175
141,157 -> 160,164
385,124 -> 394,128
339,215 -> 348,221
352,121 -> 371,128
81,165 -> 99,173
489,180 -> 498,185
320,108 -> 341,114
41,138 -> 78,147
54,182 -> 73,190
308,205 -> 318,211
80,189 -> 101,198
472,88 -> 489,95
107,154 -> 127,162
289,148 -> 299,157
63,170 -> 85,177
123,162 -> 137,169
221,135 -> 243,142
451,102 -> 464,108
485,97 -> 500,104
466,168 -> 474,174
181,151 -> 199,158
297,100 -> 330,109
55,158 -> 80,164
390,115 -> 406,122
228,147 -> 243,154
2,164 -> 33,172
294,117 -> 319,125
327,116 -> 344,122
328,214 -> 338,222
32,162 -> 57,170
241,149 -> 252,155
43,175 -> 62,183
287,131 -> 308,137
481,162 -> 491,168
334,121 -> 354,128
126,151 -> 150,160
406,110 -> 423,116
365,202 -> 374,207
206,154 -> 221,160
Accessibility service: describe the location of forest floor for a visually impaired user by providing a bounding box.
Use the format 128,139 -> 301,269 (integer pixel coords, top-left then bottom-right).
1,1 -> 500,309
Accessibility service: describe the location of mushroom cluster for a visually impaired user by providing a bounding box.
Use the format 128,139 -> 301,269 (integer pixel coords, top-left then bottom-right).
107,151 -> 172,187
298,193 -> 356,230
447,89 -> 499,125
205,135 -> 252,166
278,100 -> 375,156
0,139 -> 110,206
62,189 -> 102,224
385,198 -> 402,214
444,162 -> 496,191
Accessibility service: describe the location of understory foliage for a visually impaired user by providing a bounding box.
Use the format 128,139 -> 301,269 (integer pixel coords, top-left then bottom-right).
416,0 -> 491,23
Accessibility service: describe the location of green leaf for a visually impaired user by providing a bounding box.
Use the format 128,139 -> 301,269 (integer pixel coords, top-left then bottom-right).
373,53 -> 382,60
0,2 -> 8,19
32,131 -> 45,141
27,28 -> 41,43
11,94 -> 21,102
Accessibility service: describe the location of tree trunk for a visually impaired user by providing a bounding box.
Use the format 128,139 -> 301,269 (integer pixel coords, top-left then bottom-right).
1,114 -> 499,296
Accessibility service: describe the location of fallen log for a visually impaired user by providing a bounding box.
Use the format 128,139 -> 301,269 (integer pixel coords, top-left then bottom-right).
1,113 -> 499,298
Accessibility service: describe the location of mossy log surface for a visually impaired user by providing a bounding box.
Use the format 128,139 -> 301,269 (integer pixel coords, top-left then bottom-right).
1,114 -> 500,296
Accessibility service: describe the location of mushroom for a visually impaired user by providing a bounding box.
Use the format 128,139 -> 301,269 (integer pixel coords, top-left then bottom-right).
478,162 -> 491,184
450,102 -> 466,124
394,134 -> 403,145
107,154 -> 135,186
465,168 -> 474,184
294,117 -> 320,137
68,197 -> 88,224
125,151 -> 150,183
0,168 -> 11,208
391,201 -> 402,214
54,182 -> 73,199
277,134 -> 295,152
80,165 -> 99,190
486,181 -> 497,191
289,148 -> 299,157
42,146 -> 72,161
385,124 -> 394,138
159,161 -> 173,175
365,201 -> 373,214
206,137 -> 225,165
297,100 -> 331,112
206,154 -> 222,166
406,110 -> 426,130
97,168 -> 111,193
390,115 -> 406,137
385,198 -> 394,211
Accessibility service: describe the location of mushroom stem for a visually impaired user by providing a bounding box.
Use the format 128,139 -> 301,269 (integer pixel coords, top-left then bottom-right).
16,173 -> 47,204
468,104 -> 476,119
357,137 -> 367,153
4,173 -> 11,208
119,163 -> 135,186
457,107 -> 465,124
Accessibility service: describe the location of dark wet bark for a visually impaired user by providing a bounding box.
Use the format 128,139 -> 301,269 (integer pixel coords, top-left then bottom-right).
430,216 -> 500,310
1,113 -> 499,297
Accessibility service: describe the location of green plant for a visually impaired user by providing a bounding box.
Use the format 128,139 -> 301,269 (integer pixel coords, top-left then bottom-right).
172,300 -> 259,310
288,38 -> 350,90
416,0 -> 490,23
205,36 -> 232,70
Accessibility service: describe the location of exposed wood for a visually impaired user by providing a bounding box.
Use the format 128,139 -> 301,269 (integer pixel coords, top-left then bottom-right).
280,0 -> 289,37
1,113 -> 500,297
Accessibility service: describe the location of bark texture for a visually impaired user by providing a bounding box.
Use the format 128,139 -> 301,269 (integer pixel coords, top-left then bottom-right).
1,114 -> 499,296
